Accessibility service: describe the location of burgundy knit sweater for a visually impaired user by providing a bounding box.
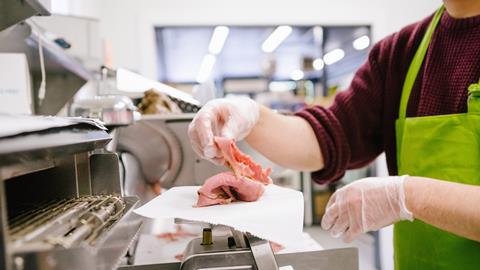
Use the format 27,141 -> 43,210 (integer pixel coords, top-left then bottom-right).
296,10 -> 480,184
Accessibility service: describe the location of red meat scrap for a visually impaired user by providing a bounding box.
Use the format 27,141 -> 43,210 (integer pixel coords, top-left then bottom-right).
196,137 -> 272,207
175,254 -> 184,261
156,225 -> 198,242
215,137 -> 272,184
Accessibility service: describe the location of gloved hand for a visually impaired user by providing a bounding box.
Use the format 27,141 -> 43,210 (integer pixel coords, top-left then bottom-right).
321,176 -> 414,243
188,97 -> 260,164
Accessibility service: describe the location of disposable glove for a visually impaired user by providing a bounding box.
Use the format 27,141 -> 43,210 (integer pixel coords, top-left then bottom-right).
321,176 -> 413,243
188,97 -> 259,164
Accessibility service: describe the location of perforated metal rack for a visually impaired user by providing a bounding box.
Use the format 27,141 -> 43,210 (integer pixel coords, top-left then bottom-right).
0,123 -> 142,270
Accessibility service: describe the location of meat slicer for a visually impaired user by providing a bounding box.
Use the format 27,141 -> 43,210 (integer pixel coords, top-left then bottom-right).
119,219 -> 359,270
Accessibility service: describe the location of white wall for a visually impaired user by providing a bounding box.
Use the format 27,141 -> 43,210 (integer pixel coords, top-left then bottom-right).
52,0 -> 442,80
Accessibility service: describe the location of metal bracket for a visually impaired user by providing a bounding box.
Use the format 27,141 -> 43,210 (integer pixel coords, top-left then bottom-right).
246,234 -> 279,270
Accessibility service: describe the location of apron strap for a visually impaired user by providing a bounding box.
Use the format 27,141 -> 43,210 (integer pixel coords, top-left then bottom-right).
398,6 -> 445,119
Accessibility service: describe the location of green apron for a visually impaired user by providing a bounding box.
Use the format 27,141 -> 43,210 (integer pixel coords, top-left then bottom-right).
394,6 -> 480,270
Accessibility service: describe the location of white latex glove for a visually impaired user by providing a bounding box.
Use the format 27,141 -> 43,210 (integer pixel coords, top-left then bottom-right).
188,97 -> 260,164
321,176 -> 414,243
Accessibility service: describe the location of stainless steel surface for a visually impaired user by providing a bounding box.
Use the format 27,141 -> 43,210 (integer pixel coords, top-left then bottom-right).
0,0 -> 50,31
11,196 -> 142,270
9,195 -> 124,249
181,236 -> 255,270
0,122 -> 143,270
90,152 -> 123,195
118,262 -> 181,270
117,115 -> 224,204
246,235 -> 278,270
118,119 -> 183,189
231,229 -> 247,249
70,95 -> 137,127
179,231 -> 278,270
75,153 -> 92,196
117,248 -> 358,270
0,128 -> 110,169
275,248 -> 358,270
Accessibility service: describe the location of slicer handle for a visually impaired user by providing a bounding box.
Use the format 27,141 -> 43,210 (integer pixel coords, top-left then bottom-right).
247,234 -> 279,270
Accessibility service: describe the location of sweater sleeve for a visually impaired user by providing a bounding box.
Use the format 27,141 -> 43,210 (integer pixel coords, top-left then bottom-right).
296,40 -> 389,184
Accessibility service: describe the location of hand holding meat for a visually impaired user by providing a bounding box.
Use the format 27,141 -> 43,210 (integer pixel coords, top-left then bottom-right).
188,97 -> 259,165
321,176 -> 413,243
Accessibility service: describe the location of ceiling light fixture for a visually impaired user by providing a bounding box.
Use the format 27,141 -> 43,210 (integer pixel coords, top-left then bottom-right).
208,26 -> 230,55
261,26 -> 293,53
313,58 -> 325,71
353,35 -> 370,50
290,69 -> 304,81
323,49 -> 345,65
196,54 -> 216,83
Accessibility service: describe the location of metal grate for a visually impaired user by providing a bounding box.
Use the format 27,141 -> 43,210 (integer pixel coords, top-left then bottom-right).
9,195 -> 126,250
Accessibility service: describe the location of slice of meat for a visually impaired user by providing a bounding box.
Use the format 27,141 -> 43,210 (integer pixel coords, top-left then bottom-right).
195,138 -> 272,207
214,137 -> 272,184
196,172 -> 265,207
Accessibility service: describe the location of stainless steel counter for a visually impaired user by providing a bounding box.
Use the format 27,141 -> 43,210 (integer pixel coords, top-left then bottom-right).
118,248 -> 358,270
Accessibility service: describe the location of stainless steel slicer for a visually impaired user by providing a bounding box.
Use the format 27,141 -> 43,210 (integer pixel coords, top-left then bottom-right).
177,219 -> 280,270
120,219 -> 359,270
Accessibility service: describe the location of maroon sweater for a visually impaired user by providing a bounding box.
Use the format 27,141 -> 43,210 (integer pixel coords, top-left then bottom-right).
296,10 -> 480,184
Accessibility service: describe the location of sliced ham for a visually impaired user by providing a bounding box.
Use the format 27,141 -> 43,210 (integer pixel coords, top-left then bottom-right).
196,172 -> 265,207
214,137 -> 272,184
196,137 -> 272,207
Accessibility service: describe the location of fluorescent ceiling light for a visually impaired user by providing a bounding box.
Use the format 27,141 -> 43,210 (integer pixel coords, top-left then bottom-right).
262,26 -> 293,53
208,26 -> 230,55
269,81 -> 297,92
353,35 -> 370,50
196,54 -> 216,83
313,58 -> 325,71
323,49 -> 345,65
290,69 -> 304,81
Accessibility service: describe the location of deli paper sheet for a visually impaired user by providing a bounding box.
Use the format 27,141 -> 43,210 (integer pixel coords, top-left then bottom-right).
134,184 -> 304,246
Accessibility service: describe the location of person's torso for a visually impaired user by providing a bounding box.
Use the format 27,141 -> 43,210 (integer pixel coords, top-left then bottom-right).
382,11 -> 480,174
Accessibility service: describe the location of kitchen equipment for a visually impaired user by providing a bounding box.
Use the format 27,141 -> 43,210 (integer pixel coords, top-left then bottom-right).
116,114 -> 225,204
0,0 -> 50,32
120,221 -> 359,270
70,95 -> 138,127
0,115 -> 142,270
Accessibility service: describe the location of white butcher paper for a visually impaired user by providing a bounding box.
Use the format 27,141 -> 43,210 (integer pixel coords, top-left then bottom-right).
134,184 -> 305,246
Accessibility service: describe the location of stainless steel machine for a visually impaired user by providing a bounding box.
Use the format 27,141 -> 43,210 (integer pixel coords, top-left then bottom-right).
0,117 -> 142,270
121,223 -> 358,270
116,114 -> 225,204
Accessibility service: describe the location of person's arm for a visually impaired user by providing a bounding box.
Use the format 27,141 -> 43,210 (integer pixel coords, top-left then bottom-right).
246,105 -> 323,172
405,177 -> 480,242
321,175 -> 480,243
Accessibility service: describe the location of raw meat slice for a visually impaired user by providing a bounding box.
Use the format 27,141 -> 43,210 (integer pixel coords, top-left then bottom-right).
195,138 -> 272,207
196,172 -> 265,207
214,137 -> 272,184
